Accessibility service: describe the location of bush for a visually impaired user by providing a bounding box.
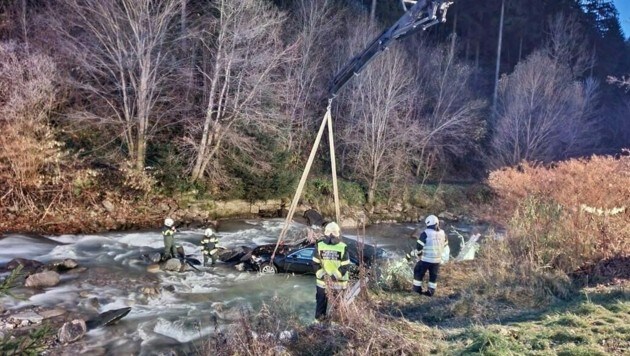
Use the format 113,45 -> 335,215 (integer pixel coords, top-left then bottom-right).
0,42 -> 69,217
488,154 -> 630,278
303,177 -> 366,209
377,259 -> 413,291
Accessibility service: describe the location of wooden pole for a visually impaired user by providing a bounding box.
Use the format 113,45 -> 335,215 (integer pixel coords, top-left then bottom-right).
271,103 -> 333,260
327,105 -> 341,224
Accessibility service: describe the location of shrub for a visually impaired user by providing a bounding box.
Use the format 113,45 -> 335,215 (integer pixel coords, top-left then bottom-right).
0,42 -> 68,216
303,177 -> 367,209
488,154 -> 630,279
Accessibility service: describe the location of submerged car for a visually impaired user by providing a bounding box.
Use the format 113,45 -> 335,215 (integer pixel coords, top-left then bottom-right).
250,238 -> 381,274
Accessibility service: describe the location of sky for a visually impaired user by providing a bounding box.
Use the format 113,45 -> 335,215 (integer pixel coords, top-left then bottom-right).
613,0 -> 630,39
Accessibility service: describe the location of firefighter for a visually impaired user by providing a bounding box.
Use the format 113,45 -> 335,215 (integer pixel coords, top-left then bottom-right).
200,228 -> 220,267
411,215 -> 448,296
162,218 -> 178,260
312,222 -> 351,322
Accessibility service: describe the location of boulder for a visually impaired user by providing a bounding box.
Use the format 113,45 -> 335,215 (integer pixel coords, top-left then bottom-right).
50,259 -> 78,272
58,319 -> 87,344
24,270 -> 60,288
141,286 -> 160,297
102,200 -> 115,213
304,209 -> 324,227
162,258 -> 182,272
5,258 -> 44,273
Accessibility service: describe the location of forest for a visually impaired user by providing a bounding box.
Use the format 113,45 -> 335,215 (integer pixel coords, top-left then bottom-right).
1,1 -> 629,354
0,0 -> 628,224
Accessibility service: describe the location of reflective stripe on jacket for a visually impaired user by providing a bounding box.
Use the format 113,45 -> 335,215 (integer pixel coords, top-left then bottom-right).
201,236 -> 219,255
420,228 -> 447,264
312,240 -> 350,289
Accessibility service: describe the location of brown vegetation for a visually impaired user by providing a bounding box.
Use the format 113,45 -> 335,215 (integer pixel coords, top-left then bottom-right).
487,153 -> 629,283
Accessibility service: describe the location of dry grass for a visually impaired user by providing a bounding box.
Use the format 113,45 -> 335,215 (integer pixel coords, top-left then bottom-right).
202,279 -> 446,356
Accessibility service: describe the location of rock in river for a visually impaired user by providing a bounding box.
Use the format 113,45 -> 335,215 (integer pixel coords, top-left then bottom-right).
58,319 -> 87,344
162,258 -> 182,272
24,270 -> 60,288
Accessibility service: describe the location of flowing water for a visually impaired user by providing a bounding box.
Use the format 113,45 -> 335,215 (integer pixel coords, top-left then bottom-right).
0,219 -> 490,354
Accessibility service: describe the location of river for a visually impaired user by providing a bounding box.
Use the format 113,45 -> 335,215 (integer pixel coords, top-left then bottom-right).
0,218 -> 486,354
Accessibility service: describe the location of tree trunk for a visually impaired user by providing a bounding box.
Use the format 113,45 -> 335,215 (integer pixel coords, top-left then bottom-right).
370,0 -> 377,21
367,182 -> 376,206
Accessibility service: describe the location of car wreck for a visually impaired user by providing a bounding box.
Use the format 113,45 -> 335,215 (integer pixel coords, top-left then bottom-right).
217,227 -> 383,274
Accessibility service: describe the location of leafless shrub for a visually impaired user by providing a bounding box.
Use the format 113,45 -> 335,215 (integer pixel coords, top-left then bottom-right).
0,42 -> 63,212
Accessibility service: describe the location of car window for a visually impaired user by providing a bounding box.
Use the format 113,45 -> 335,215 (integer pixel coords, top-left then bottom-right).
290,248 -> 314,260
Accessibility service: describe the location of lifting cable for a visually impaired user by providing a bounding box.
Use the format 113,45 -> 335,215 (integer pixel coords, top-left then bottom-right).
270,100 -> 341,261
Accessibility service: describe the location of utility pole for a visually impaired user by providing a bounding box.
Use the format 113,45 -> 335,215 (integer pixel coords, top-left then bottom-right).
492,0 -> 505,120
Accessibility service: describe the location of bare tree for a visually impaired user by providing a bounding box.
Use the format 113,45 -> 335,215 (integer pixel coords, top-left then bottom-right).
490,51 -> 599,167
280,0 -> 339,152
54,0 -> 181,171
411,40 -> 487,179
489,16 -> 600,167
546,14 -> 594,77
337,21 -> 417,205
186,0 -> 291,182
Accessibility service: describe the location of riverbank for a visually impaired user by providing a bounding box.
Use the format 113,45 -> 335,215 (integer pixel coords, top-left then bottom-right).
0,179 -> 486,235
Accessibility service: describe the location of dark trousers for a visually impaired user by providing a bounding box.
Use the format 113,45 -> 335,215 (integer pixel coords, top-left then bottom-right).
315,286 -> 328,320
203,253 -> 217,266
413,260 -> 440,293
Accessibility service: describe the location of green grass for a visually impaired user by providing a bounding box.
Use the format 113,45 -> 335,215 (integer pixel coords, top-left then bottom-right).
447,289 -> 630,355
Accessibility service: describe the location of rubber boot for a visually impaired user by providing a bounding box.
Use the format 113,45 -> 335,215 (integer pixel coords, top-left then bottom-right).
413,285 -> 423,295
425,288 -> 435,297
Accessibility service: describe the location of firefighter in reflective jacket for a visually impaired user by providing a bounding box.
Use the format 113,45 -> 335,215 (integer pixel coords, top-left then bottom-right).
312,222 -> 350,321
162,218 -> 178,260
411,214 -> 447,296
200,228 -> 220,267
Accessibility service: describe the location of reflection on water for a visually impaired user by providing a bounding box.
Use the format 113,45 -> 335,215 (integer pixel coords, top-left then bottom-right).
0,218 -> 490,353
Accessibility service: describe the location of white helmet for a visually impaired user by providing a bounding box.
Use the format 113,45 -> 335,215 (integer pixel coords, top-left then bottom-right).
425,215 -> 439,227
204,228 -> 214,237
324,222 -> 341,237
164,218 -> 174,227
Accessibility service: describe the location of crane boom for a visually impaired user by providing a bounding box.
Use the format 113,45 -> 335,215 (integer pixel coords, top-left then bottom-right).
328,0 -> 453,98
